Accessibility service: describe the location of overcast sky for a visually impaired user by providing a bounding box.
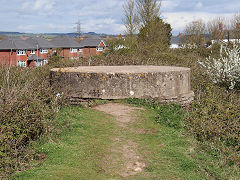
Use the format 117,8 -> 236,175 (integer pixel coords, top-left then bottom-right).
0,0 -> 239,35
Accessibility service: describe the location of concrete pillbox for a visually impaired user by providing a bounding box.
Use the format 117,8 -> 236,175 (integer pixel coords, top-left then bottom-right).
50,66 -> 194,105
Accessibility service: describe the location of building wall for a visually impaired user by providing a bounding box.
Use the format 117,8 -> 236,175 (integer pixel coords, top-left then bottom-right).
0,50 -> 22,66
81,41 -> 107,58
81,47 -> 105,58
0,41 -> 107,66
0,50 -> 11,66
82,47 -> 97,58
27,49 -> 52,60
57,48 -> 79,59
0,49 -> 51,67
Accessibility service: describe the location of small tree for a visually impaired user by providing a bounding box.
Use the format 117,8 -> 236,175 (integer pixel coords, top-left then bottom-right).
121,0 -> 171,53
207,17 -> 227,41
198,42 -> 240,89
137,16 -> 172,52
183,19 -> 206,47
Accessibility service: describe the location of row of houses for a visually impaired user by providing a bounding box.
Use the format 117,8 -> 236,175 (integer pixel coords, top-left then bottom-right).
0,36 -> 107,67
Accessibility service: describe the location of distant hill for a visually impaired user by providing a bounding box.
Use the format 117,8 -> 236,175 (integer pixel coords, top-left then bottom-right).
0,31 -> 116,38
0,31 -> 25,36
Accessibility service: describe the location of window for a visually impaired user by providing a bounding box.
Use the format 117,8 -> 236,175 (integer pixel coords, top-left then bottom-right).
40,49 -> 48,54
43,59 -> 48,65
70,48 -> 78,53
79,48 -> 83,52
17,50 -> 26,55
30,49 -> 35,54
17,61 -> 26,67
96,47 -> 104,51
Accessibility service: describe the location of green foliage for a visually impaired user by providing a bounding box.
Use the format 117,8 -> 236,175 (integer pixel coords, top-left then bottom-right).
48,55 -> 62,65
15,104 -> 239,179
105,36 -> 139,56
0,66 -> 62,177
136,0 -> 161,26
125,98 -> 240,178
13,106 -> 121,179
154,104 -> 186,129
138,17 -> 172,53
189,85 -> 240,165
126,98 -> 185,129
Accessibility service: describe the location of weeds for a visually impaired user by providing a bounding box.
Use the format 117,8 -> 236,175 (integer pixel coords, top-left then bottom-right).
0,66 -> 62,177
126,98 -> 186,129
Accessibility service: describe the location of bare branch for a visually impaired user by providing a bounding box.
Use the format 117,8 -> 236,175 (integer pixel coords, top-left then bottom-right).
136,0 -> 162,26
122,0 -> 139,36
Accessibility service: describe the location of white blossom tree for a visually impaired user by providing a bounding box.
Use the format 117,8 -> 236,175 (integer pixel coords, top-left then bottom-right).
199,42 -> 240,89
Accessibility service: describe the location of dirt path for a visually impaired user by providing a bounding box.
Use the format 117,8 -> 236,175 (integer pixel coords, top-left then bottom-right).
93,103 -> 146,178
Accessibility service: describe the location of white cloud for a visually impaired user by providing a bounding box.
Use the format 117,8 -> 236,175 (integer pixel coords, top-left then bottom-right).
20,0 -> 56,16
81,18 -> 124,34
164,12 -> 235,34
31,0 -> 55,11
17,23 -> 74,33
1,0 -> 240,34
195,2 -> 203,9
162,0 -> 180,11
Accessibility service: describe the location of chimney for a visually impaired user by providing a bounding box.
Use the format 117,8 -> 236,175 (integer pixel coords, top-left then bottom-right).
221,32 -> 223,40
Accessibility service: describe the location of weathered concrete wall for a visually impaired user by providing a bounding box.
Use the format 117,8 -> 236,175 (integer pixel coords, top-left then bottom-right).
50,66 -> 194,104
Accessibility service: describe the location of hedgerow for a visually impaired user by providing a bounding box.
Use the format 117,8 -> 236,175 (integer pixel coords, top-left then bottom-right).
0,66 -> 62,177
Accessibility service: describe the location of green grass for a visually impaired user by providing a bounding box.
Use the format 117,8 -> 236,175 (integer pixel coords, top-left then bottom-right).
14,106 -> 120,179
13,102 -> 240,179
127,108 -> 203,179
124,99 -> 240,179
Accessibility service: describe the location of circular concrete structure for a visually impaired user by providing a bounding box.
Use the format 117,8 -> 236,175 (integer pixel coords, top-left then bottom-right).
50,66 -> 194,104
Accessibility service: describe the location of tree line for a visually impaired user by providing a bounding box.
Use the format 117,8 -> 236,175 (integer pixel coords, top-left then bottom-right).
121,0 -> 240,49
182,14 -> 240,47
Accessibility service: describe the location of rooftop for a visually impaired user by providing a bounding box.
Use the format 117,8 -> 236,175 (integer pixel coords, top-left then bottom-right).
0,37 -> 33,50
80,38 -> 106,47
50,36 -> 82,48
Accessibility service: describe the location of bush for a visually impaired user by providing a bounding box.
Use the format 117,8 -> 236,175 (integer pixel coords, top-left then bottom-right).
0,66 -> 61,177
188,84 -> 240,165
198,42 -> 240,89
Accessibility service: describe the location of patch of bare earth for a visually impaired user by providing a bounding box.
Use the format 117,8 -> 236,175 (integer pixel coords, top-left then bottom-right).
93,103 -> 146,178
